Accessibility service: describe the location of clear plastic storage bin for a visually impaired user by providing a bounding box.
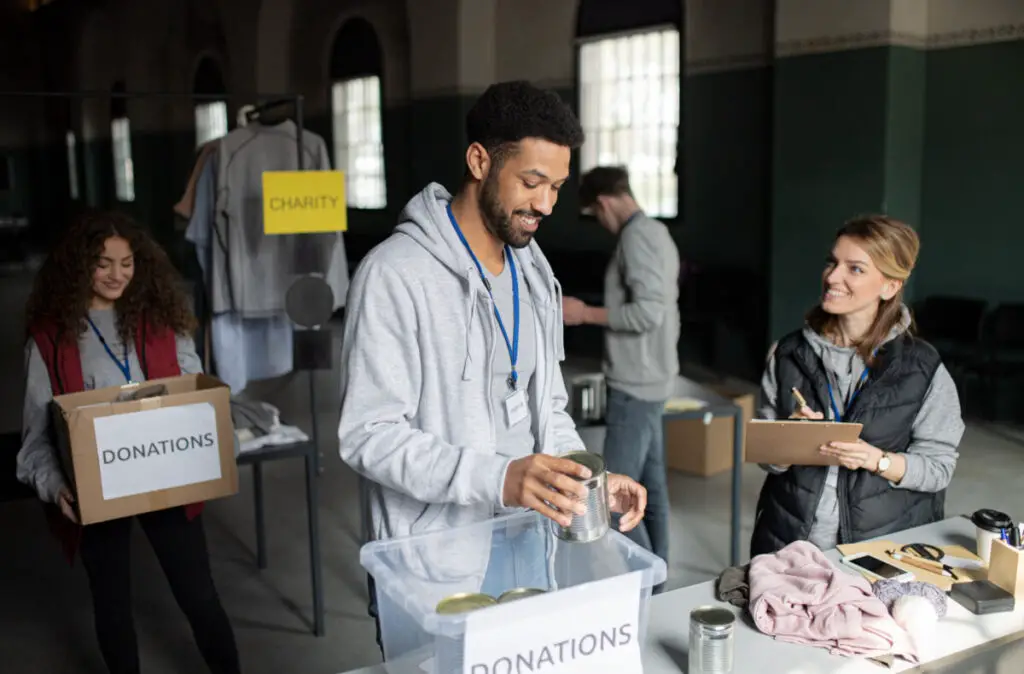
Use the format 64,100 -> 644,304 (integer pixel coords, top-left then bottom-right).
361,510 -> 667,672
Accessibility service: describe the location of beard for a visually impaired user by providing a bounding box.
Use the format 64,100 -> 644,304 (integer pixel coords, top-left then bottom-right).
478,171 -> 542,249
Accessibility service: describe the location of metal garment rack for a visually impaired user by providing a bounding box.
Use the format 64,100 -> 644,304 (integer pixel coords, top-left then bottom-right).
1,89 -> 325,636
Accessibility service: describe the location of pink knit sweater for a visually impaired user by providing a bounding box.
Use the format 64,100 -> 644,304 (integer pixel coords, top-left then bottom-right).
748,541 -> 918,662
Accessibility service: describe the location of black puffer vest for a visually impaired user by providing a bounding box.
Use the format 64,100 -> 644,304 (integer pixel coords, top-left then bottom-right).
750,330 -> 944,556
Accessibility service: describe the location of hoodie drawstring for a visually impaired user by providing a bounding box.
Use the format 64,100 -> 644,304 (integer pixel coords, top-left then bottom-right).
462,270 -> 478,381
552,279 -> 566,361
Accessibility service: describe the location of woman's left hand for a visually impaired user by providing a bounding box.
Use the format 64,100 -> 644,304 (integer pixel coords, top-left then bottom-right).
819,439 -> 883,472
607,473 -> 647,532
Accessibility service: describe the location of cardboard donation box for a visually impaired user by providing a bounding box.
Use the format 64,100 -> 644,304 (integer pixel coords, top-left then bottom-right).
50,374 -> 238,525
665,382 -> 755,477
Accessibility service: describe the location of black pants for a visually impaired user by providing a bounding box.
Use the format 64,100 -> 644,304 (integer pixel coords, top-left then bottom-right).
79,507 -> 241,674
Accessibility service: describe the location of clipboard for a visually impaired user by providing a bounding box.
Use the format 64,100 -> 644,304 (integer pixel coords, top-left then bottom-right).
745,419 -> 863,466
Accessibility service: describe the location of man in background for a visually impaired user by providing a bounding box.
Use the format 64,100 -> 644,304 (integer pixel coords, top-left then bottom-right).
562,166 -> 680,564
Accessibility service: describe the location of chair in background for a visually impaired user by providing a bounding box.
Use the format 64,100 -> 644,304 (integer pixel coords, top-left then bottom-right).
912,295 -> 987,415
976,303 -> 1024,422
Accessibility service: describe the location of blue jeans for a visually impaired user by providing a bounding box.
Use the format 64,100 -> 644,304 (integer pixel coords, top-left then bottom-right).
603,386 -> 670,565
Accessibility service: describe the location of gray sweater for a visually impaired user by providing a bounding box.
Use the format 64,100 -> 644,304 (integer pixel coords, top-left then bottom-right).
16,308 -> 203,504
602,213 -> 681,401
758,306 -> 965,549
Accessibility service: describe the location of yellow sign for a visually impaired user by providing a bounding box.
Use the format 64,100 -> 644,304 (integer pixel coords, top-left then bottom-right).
262,170 -> 347,234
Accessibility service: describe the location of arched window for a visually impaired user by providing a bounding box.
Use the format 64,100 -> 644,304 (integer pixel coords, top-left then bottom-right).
193,57 -> 229,146
110,80 -> 135,202
577,0 -> 681,217
329,17 -> 386,210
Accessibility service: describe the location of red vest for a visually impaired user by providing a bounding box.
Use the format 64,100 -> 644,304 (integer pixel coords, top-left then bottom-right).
30,317 -> 204,564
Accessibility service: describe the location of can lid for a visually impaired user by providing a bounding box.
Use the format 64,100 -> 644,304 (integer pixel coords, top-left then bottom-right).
691,606 -> 736,629
563,451 -> 605,480
497,588 -> 547,603
436,593 -> 497,615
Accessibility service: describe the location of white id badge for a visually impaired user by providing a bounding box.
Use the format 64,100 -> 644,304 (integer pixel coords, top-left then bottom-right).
504,389 -> 528,427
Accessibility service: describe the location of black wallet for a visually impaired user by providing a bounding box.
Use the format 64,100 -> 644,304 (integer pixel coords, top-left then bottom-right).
948,580 -> 1015,615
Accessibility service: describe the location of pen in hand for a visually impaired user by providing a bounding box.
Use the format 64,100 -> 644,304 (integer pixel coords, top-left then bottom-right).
791,387 -> 808,409
789,387 -> 824,420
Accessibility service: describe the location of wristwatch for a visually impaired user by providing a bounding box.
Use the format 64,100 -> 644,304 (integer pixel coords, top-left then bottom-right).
876,452 -> 892,474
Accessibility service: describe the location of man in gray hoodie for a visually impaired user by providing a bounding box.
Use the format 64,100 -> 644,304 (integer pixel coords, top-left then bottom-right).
338,82 -> 648,644
563,166 -> 680,565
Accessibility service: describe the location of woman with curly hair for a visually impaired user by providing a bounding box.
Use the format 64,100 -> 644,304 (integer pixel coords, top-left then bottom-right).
17,211 -> 241,674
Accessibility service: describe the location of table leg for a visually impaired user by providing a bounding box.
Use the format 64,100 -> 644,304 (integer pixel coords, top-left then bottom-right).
253,461 -> 267,569
306,450 -> 325,636
730,407 -> 744,567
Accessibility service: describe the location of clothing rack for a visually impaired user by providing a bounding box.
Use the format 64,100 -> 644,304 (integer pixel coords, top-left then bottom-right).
1,88 -> 326,636
1,87 -> 319,458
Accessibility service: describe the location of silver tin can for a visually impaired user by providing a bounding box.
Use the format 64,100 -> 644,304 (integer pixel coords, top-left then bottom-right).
551,451 -> 610,543
688,606 -> 735,674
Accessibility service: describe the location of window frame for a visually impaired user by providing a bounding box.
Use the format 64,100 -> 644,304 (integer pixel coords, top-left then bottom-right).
110,116 -> 135,203
576,23 -> 681,219
330,74 -> 387,211
194,100 -> 229,147
65,130 -> 80,200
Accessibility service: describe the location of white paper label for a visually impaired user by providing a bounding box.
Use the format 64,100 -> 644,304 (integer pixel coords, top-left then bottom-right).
93,403 -> 222,500
463,571 -> 643,674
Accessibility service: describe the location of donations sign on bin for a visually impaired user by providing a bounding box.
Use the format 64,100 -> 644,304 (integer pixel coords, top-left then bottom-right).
50,374 -> 238,524
463,571 -> 644,673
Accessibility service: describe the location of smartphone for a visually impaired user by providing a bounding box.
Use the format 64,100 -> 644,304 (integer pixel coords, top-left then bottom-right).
840,553 -> 914,582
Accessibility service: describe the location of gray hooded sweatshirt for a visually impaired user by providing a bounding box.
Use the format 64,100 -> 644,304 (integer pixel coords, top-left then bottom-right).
758,306 -> 965,550
337,183 -> 586,544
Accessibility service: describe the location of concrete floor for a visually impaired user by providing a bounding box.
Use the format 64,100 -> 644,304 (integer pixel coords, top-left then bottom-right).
2,266 -> 1024,674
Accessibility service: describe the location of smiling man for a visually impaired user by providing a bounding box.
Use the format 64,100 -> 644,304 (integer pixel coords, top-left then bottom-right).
338,81 -> 648,651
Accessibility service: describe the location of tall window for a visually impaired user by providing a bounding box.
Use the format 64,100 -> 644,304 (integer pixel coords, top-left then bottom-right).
193,58 -> 229,147
329,18 -> 387,210
111,117 -> 135,202
332,76 -> 385,209
579,27 -> 680,218
66,130 -> 79,200
110,82 -> 134,202
195,101 -> 228,146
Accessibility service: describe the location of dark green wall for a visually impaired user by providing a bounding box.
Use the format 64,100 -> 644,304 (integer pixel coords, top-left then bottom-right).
918,40 -> 1024,305
682,67 -> 770,272
771,47 -> 900,340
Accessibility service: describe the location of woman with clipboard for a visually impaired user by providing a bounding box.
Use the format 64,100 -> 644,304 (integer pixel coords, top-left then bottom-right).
750,216 -> 964,556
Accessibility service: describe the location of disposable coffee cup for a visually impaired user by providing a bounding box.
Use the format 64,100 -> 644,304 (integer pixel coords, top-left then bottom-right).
972,508 -> 1013,564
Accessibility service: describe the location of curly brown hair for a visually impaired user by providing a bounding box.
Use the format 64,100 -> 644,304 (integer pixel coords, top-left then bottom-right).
26,210 -> 197,344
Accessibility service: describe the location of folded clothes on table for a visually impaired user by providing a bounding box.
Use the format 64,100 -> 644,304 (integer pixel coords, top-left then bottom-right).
748,540 -> 918,663
231,398 -> 310,453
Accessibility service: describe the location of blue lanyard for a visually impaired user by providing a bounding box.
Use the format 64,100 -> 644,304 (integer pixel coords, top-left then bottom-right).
826,368 -> 868,422
86,316 -> 132,383
446,203 -> 520,391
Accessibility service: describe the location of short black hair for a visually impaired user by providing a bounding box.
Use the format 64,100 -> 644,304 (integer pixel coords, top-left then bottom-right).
465,80 -> 585,165
579,166 -> 633,209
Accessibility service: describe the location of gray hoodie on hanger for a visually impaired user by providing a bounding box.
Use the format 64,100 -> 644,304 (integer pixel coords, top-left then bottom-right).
337,183 -> 586,545
758,306 -> 965,550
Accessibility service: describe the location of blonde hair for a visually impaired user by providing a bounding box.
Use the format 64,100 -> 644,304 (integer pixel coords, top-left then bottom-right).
806,215 -> 921,364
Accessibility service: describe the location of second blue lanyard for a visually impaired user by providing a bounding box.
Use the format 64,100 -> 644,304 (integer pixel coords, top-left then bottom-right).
447,203 -> 520,392
86,316 -> 132,383
826,368 -> 868,422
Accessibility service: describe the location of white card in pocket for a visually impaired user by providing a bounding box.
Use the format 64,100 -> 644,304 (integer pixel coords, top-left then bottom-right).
504,389 -> 528,427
